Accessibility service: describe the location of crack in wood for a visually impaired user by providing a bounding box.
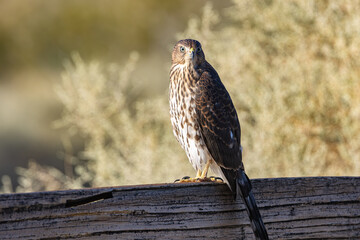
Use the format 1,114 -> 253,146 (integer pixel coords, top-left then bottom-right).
65,190 -> 114,207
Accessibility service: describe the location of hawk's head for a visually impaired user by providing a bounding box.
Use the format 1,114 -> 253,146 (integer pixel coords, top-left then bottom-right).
171,39 -> 205,67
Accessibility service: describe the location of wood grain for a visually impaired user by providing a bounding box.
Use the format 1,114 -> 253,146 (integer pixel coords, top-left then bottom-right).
0,177 -> 359,239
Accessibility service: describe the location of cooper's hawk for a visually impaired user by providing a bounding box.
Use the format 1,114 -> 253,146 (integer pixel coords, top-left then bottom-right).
169,39 -> 269,240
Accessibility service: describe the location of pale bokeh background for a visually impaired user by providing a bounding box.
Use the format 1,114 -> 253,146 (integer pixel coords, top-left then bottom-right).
1,0 -> 359,193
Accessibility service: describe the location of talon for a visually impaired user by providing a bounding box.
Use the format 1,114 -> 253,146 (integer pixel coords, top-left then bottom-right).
215,177 -> 223,182
174,175 -> 223,183
174,176 -> 201,183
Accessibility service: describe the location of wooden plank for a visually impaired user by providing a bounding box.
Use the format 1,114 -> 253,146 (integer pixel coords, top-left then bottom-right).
0,177 -> 359,239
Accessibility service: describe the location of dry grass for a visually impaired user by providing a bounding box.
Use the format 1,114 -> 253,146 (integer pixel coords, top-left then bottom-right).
3,0 -> 360,193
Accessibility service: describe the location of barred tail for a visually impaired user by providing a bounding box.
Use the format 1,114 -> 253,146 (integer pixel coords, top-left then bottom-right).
236,170 -> 269,240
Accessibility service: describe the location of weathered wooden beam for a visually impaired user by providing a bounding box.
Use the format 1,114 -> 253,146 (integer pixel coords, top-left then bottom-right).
0,177 -> 359,239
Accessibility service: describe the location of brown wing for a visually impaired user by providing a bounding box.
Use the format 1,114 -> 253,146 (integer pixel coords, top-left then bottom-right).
195,62 -> 269,240
195,63 -> 242,170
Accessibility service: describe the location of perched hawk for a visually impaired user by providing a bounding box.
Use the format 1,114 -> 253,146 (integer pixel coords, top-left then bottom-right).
169,39 -> 269,240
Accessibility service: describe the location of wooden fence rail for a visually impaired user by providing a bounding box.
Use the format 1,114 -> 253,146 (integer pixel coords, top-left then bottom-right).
0,177 -> 359,239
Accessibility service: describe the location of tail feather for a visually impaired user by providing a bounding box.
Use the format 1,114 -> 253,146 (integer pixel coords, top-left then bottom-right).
236,170 -> 269,240
221,168 -> 269,240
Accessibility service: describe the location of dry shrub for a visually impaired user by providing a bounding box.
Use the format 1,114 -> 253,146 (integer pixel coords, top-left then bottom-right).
51,53 -> 192,189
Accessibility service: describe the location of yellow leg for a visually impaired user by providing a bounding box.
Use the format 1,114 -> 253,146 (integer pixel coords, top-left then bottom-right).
200,159 -> 212,179
196,169 -> 201,178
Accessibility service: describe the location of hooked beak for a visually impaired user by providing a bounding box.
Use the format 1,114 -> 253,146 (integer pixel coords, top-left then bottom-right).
188,47 -> 194,59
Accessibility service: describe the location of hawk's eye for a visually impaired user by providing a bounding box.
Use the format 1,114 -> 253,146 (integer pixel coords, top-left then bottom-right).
179,46 -> 185,53
196,47 -> 201,52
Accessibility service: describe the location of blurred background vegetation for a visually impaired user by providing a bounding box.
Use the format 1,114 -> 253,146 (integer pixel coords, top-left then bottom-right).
1,0 -> 359,193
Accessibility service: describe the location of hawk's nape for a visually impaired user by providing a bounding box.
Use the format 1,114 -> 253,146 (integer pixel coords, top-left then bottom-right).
169,39 -> 269,239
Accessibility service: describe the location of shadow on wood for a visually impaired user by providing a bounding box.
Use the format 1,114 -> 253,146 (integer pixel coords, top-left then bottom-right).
0,177 -> 359,239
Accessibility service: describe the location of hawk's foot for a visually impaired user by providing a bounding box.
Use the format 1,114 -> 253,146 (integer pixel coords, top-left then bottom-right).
174,176 -> 223,183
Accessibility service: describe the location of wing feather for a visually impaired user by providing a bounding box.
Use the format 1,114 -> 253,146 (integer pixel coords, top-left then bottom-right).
195,63 -> 242,170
